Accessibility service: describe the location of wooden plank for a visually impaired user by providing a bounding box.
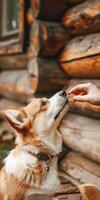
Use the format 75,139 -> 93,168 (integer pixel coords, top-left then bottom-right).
31,21 -> 70,57
59,55 -> 100,78
59,33 -> 100,62
60,152 -> 100,187
62,0 -> 100,36
0,54 -> 27,70
59,113 -> 100,164
56,183 -> 79,195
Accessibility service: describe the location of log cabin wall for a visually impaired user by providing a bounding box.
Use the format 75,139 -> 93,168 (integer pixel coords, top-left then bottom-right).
0,0 -> 100,186
0,0 -> 100,102
0,1 -> 100,148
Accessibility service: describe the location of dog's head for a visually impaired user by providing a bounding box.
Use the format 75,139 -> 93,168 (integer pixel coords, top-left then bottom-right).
1,91 -> 68,147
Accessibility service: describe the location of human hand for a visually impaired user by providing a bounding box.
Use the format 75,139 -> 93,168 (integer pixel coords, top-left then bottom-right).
68,83 -> 100,105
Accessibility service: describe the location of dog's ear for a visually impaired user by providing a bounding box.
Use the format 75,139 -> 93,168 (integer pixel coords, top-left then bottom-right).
0,108 -> 31,131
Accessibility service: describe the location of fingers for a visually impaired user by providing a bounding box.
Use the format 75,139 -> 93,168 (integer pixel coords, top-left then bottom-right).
73,95 -> 90,102
68,83 -> 92,95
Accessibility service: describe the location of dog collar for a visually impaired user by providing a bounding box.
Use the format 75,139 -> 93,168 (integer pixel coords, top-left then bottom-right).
28,151 -> 55,171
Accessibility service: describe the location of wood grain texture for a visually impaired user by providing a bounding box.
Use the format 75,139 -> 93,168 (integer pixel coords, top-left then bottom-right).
59,33 -> 100,78
28,58 -> 68,94
60,152 -> 100,187
0,41 -> 22,55
30,21 -> 70,57
0,70 -> 37,102
62,0 -> 100,36
26,175 -> 82,200
60,55 -> 100,78
59,33 -> 100,62
38,0 -> 69,21
0,54 -> 27,70
0,98 -> 22,111
59,113 -> 100,164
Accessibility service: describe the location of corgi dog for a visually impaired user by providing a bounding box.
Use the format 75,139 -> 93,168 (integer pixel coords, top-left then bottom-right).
0,91 -> 69,200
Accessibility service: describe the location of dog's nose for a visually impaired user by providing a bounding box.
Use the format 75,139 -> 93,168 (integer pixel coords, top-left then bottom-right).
59,90 -> 67,98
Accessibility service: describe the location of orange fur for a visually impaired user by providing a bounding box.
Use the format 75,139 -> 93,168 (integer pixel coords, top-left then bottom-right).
0,92 -> 69,200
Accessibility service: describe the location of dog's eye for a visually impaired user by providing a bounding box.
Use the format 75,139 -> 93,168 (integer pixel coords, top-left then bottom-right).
41,99 -> 48,108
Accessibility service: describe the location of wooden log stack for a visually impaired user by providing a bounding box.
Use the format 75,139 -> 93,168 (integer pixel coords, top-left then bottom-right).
0,0 -> 100,190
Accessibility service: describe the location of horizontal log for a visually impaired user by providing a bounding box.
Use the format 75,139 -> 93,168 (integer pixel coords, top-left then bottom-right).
0,54 -> 27,70
31,21 -> 70,57
32,0 -> 68,21
0,98 -> 22,111
67,0 -> 85,5
62,0 -> 100,36
59,33 -> 100,62
59,55 -> 100,78
68,94 -> 100,119
0,70 -> 38,102
59,113 -> 100,164
0,41 -> 22,55
60,152 -> 100,187
28,58 -> 68,94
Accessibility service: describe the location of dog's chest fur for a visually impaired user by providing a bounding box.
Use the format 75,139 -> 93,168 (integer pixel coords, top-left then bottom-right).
0,144 -> 60,199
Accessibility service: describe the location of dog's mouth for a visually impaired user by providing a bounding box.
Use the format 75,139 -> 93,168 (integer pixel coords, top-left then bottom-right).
54,101 -> 67,120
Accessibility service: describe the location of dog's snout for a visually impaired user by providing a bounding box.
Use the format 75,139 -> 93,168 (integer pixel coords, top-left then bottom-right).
59,90 -> 66,98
